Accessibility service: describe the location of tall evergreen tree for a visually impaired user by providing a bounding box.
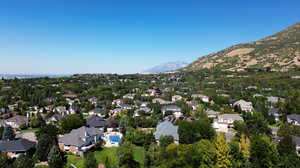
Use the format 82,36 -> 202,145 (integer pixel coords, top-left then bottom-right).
1,126 -> 15,140
215,134 -> 232,168
47,145 -> 66,168
249,136 -> 279,168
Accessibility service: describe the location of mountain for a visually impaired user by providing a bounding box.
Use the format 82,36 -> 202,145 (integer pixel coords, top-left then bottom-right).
184,22 -> 300,72
143,61 -> 189,74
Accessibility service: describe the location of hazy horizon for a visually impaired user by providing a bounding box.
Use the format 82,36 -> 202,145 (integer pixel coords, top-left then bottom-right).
0,0 -> 300,74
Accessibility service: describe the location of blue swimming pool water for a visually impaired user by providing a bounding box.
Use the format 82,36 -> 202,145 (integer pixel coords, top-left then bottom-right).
109,135 -> 121,143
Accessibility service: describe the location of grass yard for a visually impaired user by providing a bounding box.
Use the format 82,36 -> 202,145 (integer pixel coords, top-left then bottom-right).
66,146 -> 145,168
20,128 -> 40,133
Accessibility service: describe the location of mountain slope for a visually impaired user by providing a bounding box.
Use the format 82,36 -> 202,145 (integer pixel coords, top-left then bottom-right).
143,61 -> 189,74
184,22 -> 300,72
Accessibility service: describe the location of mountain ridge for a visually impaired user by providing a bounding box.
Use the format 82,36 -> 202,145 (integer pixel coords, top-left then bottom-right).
183,22 -> 300,72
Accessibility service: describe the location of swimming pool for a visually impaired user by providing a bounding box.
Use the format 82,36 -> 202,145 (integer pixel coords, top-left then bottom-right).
109,135 -> 121,143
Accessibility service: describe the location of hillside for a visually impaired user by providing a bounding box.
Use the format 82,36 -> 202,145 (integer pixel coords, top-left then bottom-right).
184,22 -> 300,72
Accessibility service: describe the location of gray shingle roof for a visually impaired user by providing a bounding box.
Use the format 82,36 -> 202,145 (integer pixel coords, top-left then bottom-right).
154,121 -> 179,141
58,126 -> 102,147
0,139 -> 35,152
287,114 -> 300,122
86,116 -> 108,128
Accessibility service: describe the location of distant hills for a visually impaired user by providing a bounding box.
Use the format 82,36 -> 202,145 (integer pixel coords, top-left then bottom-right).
143,61 -> 189,74
0,74 -> 69,79
183,22 -> 300,72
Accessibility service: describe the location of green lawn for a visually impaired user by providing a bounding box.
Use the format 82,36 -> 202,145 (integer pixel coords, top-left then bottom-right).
20,128 -> 40,133
66,146 -> 145,168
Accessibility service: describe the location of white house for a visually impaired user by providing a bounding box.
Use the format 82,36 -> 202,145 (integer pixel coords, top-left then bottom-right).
213,114 -> 243,133
172,95 -> 183,102
233,99 -> 254,112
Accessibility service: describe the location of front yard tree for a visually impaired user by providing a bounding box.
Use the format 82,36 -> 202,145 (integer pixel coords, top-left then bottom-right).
2,126 -> 15,140
159,135 -> 174,149
84,152 -> 97,168
215,134 -> 232,168
47,145 -> 66,168
249,135 -> 279,168
117,142 -> 140,168
13,155 -> 34,168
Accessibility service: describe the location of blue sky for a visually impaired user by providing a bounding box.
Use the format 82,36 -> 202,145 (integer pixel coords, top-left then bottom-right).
0,0 -> 299,74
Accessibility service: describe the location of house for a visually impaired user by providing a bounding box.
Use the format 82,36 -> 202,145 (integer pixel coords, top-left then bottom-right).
206,109 -> 220,118
267,96 -> 285,105
154,121 -> 179,144
58,126 -> 103,155
233,99 -> 254,112
69,106 -> 81,114
86,116 -> 108,129
152,98 -> 171,105
123,94 -> 135,99
172,95 -> 183,102
88,97 -> 99,105
287,114 -> 300,125
88,107 -> 105,117
191,94 -> 209,103
134,107 -> 153,117
55,106 -> 68,115
0,139 -> 35,158
118,104 -> 133,110
109,108 -> 122,116
46,114 -> 63,124
213,114 -> 243,133
5,115 -> 29,130
292,136 -> 300,155
268,108 -> 281,122
161,105 -> 181,116
112,99 -> 123,106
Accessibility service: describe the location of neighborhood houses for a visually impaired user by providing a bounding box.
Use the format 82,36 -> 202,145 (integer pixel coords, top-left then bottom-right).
0,69 -> 300,168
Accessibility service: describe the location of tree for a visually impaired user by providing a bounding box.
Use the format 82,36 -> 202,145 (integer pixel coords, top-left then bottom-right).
195,139 -> 216,168
36,124 -> 58,142
117,142 -> 140,168
2,126 -> 15,140
215,134 -> 232,168
60,114 -> 85,134
0,126 -> 4,140
239,134 -> 250,158
35,134 -> 54,161
242,111 -> 271,136
47,145 -> 66,168
277,135 -> 300,168
177,119 -> 215,144
249,135 -> 279,168
83,152 -> 97,168
29,116 -> 43,128
278,135 -> 296,155
159,136 -> 174,149
119,115 -> 130,134
0,154 -> 12,168
12,155 -> 34,168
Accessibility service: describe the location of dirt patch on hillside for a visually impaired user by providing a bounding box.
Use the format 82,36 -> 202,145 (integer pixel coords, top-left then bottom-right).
226,48 -> 255,57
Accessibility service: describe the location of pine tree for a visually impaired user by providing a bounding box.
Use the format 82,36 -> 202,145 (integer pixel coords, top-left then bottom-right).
249,135 -> 279,168
215,134 -> 232,168
47,145 -> 66,168
239,134 -> 250,158
83,152 -> 97,168
2,126 -> 15,140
